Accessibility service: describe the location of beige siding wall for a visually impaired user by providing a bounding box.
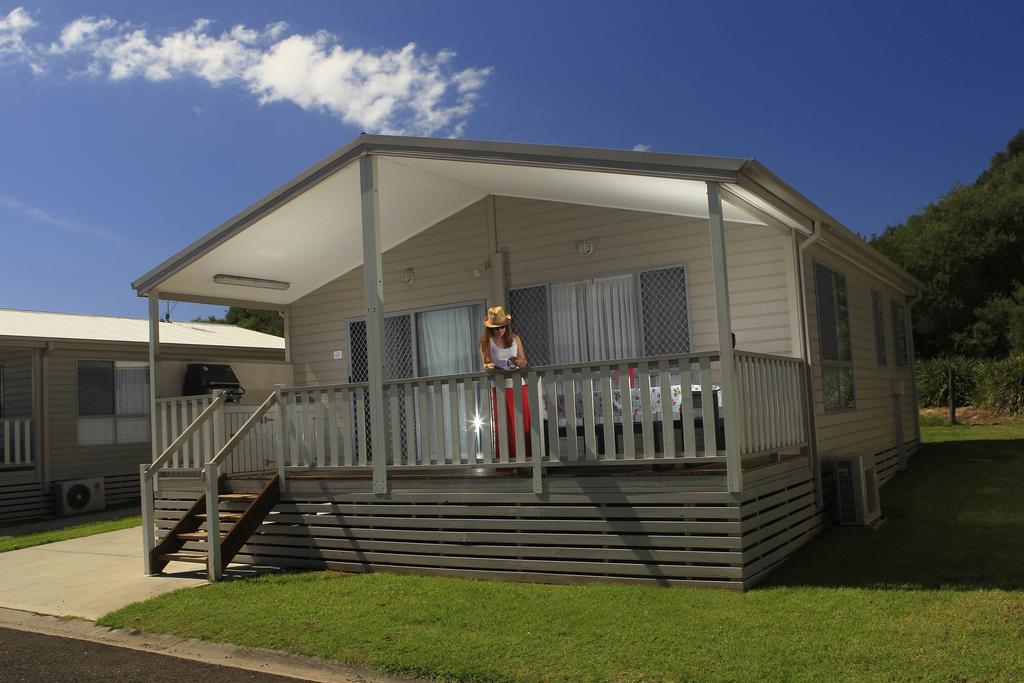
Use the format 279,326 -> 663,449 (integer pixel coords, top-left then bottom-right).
288,196 -> 795,385
158,360 -> 293,405
803,244 -> 918,476
496,196 -> 794,355
0,351 -> 33,417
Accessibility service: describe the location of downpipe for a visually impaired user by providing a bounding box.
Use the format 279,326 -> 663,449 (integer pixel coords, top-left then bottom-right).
796,222 -> 823,510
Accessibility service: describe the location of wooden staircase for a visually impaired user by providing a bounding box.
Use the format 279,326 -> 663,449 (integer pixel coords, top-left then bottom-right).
150,475 -> 280,574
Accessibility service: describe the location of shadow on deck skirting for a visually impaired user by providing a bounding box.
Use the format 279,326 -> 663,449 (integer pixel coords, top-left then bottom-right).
154,455 -> 821,591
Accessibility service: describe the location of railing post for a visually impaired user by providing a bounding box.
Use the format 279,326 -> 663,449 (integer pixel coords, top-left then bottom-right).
205,461 -> 222,581
140,463 -> 155,575
274,384 -> 287,492
147,291 -> 161,462
212,390 -> 225,471
706,182 -> 743,493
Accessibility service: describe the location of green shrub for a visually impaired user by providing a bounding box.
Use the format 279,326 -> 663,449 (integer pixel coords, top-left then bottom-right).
915,356 -> 981,407
975,355 -> 1024,415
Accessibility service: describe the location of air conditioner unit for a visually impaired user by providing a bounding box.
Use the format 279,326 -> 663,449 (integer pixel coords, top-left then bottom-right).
834,455 -> 882,527
55,478 -> 106,516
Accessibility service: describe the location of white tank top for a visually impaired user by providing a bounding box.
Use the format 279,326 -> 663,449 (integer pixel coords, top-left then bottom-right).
490,337 -> 521,387
489,337 -> 518,368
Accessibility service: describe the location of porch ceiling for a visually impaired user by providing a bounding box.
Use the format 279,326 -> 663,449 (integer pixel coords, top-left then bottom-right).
135,137 -> 804,308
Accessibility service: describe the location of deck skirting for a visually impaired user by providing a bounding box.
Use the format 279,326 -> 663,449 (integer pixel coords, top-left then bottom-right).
154,457 -> 821,589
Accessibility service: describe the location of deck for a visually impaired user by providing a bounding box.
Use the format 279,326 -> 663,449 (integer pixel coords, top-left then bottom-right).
141,350 -> 819,588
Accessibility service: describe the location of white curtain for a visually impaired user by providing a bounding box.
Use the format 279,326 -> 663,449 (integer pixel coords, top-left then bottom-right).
551,275 -> 639,363
115,362 -> 150,416
414,303 -> 486,462
416,304 -> 485,376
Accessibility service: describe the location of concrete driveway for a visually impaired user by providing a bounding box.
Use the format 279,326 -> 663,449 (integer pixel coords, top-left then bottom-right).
0,527 -> 207,619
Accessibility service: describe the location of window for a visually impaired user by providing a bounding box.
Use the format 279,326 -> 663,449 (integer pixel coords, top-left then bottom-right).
510,265 -> 690,366
348,302 -> 486,380
871,289 -> 887,367
892,301 -> 909,366
0,361 -> 4,418
814,263 -> 855,411
76,360 -> 150,446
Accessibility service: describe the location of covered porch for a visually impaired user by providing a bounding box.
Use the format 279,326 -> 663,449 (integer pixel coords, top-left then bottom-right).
134,136 -> 822,585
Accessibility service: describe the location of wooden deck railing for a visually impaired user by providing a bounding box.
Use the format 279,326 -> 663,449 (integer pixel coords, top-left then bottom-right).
0,418 -> 33,468
142,350 -> 808,500
274,352 -> 732,476
734,352 -> 807,457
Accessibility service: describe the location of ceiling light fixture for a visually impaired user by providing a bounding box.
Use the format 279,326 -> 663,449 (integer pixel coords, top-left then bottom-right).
212,274 -> 291,290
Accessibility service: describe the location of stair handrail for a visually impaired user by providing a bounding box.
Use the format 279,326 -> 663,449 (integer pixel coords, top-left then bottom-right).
201,389 -> 278,581
145,391 -> 227,480
206,390 -> 278,471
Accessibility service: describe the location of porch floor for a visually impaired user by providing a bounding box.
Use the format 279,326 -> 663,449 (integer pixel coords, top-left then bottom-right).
213,452 -> 805,482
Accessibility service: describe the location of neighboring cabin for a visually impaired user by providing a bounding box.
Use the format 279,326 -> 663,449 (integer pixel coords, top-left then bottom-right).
0,309 -> 287,522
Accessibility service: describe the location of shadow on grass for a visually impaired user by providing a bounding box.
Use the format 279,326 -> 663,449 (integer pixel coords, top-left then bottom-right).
761,436 -> 1024,591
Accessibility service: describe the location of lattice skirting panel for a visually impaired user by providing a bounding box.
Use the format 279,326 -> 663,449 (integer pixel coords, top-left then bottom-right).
154,458 -> 821,590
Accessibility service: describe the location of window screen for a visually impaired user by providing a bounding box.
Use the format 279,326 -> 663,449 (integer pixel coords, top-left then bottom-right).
815,263 -> 839,361
508,285 -> 551,366
893,301 -> 908,366
77,360 -> 115,416
640,265 -> 690,355
77,360 -> 150,445
815,263 -> 855,411
871,290 -> 887,367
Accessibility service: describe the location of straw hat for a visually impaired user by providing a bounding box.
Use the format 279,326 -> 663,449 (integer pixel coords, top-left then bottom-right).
483,306 -> 512,328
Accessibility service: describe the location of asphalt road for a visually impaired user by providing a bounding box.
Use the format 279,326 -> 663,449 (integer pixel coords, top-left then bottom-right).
0,627 -> 299,682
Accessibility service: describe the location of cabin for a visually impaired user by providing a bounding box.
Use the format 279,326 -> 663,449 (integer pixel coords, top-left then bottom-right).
133,136 -> 923,590
0,309 -> 287,521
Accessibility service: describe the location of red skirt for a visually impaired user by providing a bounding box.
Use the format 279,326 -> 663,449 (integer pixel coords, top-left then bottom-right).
490,385 -> 532,460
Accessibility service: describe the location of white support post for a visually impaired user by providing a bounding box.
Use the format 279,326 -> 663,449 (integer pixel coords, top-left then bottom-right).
274,384 -> 287,491
706,182 -> 743,493
205,461 -> 222,581
140,463 -> 154,575
360,154 -> 388,495
148,292 -> 161,461
485,195 -> 506,307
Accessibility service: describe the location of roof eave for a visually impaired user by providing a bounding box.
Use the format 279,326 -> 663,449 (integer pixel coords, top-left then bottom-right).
739,159 -> 925,294
131,135 -> 751,298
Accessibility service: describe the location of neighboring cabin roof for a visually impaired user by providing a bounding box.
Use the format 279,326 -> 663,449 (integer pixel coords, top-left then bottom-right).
0,308 -> 285,350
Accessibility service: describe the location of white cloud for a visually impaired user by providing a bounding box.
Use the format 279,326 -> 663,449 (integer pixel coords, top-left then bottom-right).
0,195 -> 121,244
632,144 -> 651,152
0,7 -> 492,136
0,7 -> 44,72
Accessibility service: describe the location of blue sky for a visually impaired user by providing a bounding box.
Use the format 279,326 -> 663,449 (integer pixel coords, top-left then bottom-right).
1,1 -> 1022,321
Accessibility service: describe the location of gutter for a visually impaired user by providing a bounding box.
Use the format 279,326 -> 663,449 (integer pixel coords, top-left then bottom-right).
796,224 -> 823,510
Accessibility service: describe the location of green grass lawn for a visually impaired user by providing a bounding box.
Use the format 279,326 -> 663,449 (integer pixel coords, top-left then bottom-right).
0,514 -> 141,553
99,421 -> 1024,681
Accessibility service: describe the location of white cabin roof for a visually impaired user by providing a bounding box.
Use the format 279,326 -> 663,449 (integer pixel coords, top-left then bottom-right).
132,135 -> 924,306
0,308 -> 285,350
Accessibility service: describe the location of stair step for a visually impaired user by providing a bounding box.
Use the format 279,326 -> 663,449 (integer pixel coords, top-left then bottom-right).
218,493 -> 258,501
176,531 -> 228,542
158,550 -> 208,564
196,512 -> 243,522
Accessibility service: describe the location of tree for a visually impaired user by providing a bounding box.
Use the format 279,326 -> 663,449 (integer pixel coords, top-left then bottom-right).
195,308 -> 284,336
871,129 -> 1024,358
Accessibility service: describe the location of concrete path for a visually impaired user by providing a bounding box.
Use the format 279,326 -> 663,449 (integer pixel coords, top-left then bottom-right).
0,527 -> 207,619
